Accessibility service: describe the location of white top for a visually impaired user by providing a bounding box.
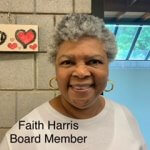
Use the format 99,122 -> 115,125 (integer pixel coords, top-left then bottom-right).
0,98 -> 146,150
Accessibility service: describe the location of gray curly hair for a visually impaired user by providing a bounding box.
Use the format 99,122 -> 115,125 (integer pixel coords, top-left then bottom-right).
50,14 -> 117,63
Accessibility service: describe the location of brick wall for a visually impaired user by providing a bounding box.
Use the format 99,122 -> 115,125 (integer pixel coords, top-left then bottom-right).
0,0 -> 91,142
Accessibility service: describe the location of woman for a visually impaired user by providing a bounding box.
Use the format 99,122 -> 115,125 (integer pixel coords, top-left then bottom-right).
0,14 -> 146,150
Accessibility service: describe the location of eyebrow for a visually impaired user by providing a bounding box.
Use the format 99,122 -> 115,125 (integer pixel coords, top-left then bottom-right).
58,54 -> 105,61
87,55 -> 105,60
57,55 -> 74,60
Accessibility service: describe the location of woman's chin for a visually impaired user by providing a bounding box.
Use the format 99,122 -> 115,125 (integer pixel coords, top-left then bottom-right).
68,95 -> 96,110
66,86 -> 97,108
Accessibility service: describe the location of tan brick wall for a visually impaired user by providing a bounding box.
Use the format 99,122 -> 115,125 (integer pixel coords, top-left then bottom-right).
74,0 -> 91,13
36,0 -> 73,13
0,0 -> 91,142
0,129 -> 10,142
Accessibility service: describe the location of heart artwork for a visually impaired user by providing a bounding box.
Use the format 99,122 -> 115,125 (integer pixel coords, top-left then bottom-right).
0,31 -> 7,45
29,44 -> 37,50
8,43 -> 17,49
15,29 -> 36,49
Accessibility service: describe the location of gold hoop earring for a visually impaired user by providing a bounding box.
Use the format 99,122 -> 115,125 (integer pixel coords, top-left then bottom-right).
104,80 -> 114,92
49,77 -> 59,91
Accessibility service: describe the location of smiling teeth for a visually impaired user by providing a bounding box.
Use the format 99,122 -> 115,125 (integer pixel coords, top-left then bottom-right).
71,85 -> 91,90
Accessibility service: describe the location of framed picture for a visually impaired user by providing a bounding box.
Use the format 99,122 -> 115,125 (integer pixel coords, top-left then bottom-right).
0,24 -> 38,52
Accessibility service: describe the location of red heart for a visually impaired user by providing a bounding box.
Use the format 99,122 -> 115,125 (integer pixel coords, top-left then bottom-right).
15,29 -> 36,48
8,43 -> 17,49
29,44 -> 37,50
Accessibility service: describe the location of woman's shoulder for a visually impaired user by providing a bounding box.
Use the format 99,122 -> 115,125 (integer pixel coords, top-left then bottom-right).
104,98 -> 137,125
104,98 -> 133,117
105,98 -> 146,145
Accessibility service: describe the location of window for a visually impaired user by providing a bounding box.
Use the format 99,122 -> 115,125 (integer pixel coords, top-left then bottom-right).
106,24 -> 150,61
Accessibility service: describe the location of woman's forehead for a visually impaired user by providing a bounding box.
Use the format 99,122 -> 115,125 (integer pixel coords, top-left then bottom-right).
60,36 -> 102,46
57,38 -> 107,60
58,37 -> 104,52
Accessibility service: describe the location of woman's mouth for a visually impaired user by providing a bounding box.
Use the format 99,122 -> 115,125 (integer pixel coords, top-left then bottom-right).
69,84 -> 94,91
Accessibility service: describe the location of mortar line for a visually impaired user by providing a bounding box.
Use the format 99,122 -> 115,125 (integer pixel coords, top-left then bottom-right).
73,0 -> 75,13
54,15 -> 56,27
34,53 -> 37,89
0,12 -> 70,15
0,89 -> 51,92
15,91 -> 17,123
0,127 -> 10,129
34,0 -> 36,14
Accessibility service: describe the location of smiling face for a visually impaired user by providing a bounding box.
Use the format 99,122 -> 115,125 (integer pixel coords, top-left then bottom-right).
55,37 -> 109,109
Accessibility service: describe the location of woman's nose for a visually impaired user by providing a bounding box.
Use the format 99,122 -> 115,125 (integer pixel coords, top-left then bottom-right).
72,64 -> 91,78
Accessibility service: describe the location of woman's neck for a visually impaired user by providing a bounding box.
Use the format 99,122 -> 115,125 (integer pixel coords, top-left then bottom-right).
49,95 -> 105,119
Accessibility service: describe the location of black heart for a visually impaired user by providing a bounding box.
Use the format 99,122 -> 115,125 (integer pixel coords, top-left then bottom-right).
0,31 -> 7,45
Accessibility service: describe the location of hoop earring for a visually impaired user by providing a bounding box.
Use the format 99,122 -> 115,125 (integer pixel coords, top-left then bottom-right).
104,80 -> 114,92
49,77 -> 59,91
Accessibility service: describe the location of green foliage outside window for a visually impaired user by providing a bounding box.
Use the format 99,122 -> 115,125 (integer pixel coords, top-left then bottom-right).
106,24 -> 150,60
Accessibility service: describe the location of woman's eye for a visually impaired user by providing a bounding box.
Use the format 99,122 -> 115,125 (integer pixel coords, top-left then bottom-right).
60,60 -> 74,66
88,59 -> 103,65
